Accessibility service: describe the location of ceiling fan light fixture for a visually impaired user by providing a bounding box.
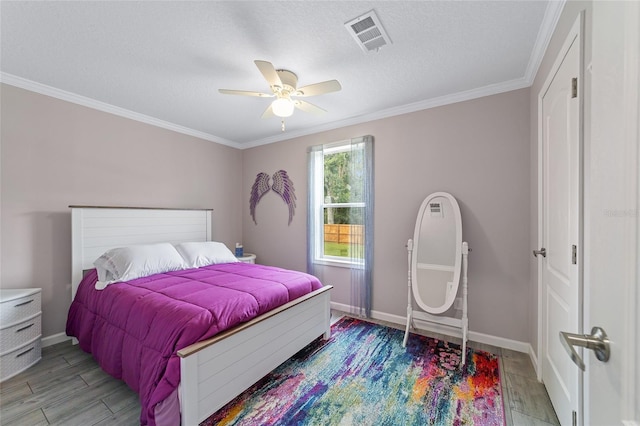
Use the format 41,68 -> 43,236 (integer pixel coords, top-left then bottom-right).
272,97 -> 295,117
219,60 -> 341,123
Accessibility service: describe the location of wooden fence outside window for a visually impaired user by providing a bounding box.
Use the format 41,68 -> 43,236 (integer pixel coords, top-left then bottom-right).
324,224 -> 364,244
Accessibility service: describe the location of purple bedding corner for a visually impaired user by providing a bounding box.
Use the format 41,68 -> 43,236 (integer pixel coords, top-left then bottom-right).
66,263 -> 323,425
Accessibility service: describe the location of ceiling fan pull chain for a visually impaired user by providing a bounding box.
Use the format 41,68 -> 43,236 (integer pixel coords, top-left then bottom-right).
281,119 -> 286,132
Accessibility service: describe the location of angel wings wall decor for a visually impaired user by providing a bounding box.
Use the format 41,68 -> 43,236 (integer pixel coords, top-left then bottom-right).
250,170 -> 297,225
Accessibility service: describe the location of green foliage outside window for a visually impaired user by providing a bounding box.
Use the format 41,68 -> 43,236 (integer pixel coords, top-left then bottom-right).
323,150 -> 364,225
322,148 -> 365,259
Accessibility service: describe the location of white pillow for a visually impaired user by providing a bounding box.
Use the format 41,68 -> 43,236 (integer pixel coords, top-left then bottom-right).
173,241 -> 239,269
93,243 -> 188,289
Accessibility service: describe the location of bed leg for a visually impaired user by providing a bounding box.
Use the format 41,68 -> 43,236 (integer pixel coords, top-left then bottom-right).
180,355 -> 199,426
323,290 -> 332,340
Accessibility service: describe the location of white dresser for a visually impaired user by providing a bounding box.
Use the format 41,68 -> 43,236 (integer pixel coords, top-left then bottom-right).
0,288 -> 42,382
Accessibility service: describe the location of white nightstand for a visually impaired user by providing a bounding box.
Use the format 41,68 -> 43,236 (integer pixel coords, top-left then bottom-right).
236,253 -> 256,264
0,288 -> 42,382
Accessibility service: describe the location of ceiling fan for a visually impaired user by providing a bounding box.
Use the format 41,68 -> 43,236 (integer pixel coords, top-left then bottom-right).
219,60 -> 342,130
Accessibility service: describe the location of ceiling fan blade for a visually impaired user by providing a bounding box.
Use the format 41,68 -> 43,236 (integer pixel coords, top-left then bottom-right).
218,89 -> 273,97
294,80 -> 342,97
254,60 -> 282,90
294,100 -> 327,115
261,104 -> 276,119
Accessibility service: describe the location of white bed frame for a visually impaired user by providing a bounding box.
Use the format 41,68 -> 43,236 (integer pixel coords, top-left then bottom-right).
70,206 -> 332,426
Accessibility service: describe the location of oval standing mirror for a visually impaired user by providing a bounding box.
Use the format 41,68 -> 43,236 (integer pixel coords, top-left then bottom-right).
411,192 -> 462,314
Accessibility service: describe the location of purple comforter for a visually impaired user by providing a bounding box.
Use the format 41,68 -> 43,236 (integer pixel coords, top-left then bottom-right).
66,262 -> 323,425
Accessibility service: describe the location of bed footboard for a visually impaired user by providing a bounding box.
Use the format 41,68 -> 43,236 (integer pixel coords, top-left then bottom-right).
178,285 -> 332,425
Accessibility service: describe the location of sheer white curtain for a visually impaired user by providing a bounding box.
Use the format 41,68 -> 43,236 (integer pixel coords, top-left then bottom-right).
307,136 -> 374,317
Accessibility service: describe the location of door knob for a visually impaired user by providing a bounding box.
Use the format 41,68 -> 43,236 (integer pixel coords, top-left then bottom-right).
559,327 -> 610,371
533,247 -> 547,257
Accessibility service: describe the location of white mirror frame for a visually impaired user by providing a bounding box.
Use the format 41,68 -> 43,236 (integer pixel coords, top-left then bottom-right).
411,191 -> 462,314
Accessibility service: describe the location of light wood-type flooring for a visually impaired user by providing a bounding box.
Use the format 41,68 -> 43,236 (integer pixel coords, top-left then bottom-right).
0,312 -> 559,426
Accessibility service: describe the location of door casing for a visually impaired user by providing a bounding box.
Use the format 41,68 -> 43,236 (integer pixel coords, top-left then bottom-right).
536,11 -> 585,426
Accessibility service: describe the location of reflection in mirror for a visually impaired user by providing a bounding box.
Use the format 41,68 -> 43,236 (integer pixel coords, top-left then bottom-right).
412,194 -> 461,314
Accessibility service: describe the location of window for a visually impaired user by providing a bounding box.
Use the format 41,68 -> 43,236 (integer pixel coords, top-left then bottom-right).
307,135 -> 374,317
308,137 -> 373,267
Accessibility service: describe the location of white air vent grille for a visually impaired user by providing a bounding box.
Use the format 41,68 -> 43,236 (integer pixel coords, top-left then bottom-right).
351,16 -> 375,34
345,10 -> 392,53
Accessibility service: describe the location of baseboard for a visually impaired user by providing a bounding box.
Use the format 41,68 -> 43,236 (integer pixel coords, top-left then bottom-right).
42,332 -> 71,348
331,301 -> 531,354
529,342 -> 540,379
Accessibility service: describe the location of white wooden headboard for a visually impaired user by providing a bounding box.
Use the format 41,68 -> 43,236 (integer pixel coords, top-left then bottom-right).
70,206 -> 213,300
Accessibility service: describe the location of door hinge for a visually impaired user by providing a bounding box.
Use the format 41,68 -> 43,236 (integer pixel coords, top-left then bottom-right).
572,245 -> 577,265
571,77 -> 578,98
572,410 -> 577,426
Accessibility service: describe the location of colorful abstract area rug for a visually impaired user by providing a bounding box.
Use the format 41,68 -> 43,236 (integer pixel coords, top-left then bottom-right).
201,317 -> 505,426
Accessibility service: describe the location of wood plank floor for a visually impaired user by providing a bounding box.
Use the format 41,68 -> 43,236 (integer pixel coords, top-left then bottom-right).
0,313 -> 559,426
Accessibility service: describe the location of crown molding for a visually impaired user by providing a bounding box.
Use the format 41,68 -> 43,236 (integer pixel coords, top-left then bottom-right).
246,1 -> 566,148
243,76 -> 531,148
0,73 -> 241,149
2,0 -> 563,153
0,71 -> 532,150
524,0 -> 566,84
3,70 -> 530,150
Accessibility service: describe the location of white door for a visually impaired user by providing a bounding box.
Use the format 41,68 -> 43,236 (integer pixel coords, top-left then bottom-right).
538,15 -> 582,426
584,1 -> 639,424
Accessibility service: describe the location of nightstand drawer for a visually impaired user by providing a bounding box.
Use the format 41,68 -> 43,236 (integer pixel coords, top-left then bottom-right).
0,292 -> 41,324
0,338 -> 42,382
0,314 -> 41,352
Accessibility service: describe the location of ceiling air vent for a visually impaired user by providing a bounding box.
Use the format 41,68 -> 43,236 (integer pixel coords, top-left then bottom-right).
345,10 -> 392,53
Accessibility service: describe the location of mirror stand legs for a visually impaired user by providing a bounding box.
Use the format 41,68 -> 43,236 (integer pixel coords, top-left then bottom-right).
403,305 -> 414,347
403,242 -> 470,368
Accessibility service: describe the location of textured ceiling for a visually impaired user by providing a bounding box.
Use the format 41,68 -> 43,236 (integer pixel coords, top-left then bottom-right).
0,1 -> 562,148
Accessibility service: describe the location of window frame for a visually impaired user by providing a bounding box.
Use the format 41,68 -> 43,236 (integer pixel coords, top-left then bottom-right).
311,141 -> 366,267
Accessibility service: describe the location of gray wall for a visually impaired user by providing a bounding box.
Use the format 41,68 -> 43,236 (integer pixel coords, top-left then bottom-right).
0,1 -> 603,353
243,88 -> 532,343
1,82 -> 534,345
0,84 -> 244,337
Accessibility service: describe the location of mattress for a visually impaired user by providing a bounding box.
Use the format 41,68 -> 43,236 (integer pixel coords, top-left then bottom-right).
66,262 -> 323,425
